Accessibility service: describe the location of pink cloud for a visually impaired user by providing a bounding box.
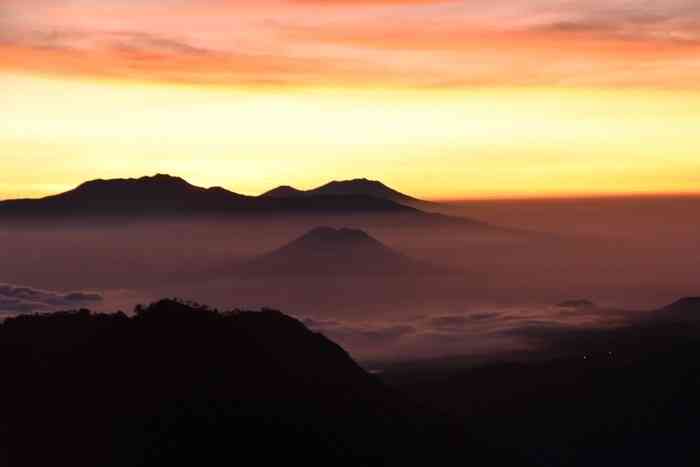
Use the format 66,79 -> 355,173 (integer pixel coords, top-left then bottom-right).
2,0 -> 699,88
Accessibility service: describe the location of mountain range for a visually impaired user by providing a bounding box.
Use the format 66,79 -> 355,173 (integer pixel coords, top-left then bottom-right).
0,174 -> 502,232
0,174 -> 415,217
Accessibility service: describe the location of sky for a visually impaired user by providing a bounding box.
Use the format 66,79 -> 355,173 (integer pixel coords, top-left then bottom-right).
1,0 -> 699,200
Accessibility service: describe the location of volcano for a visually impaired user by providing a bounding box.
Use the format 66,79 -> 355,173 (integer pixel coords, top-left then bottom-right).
244,227 -> 428,276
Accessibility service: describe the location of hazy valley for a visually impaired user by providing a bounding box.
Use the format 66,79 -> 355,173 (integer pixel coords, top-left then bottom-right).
2,174 -> 698,365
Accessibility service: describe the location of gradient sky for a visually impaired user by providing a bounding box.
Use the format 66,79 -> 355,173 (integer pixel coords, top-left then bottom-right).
2,0 -> 699,199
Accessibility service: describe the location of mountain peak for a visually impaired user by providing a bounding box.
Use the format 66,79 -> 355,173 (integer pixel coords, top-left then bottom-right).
242,226 -> 420,276
328,178 -> 380,185
260,177 -> 421,205
25,174 -> 249,214
148,173 -> 190,184
313,178 -> 419,203
75,173 -> 193,192
318,178 -> 397,190
70,174 -> 252,199
261,185 -> 305,198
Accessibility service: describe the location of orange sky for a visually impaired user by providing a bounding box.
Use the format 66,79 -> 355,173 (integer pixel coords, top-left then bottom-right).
1,0 -> 699,199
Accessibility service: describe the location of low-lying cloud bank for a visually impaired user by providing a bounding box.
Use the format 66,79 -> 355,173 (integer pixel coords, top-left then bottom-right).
302,303 -> 636,363
0,283 -> 103,314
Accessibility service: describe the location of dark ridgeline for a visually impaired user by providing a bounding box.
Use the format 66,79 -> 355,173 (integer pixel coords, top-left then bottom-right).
261,184 -> 306,198
261,178 -> 424,205
242,226 -> 439,276
384,297 -> 700,466
0,174 -> 415,218
0,174 -> 498,231
0,299 -> 507,467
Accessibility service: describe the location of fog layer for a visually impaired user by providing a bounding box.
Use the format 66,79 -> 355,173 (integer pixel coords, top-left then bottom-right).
2,195 -> 698,363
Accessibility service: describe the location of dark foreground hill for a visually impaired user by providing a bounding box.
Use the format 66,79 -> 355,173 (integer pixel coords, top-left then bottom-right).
243,227 -> 438,276
0,299 -> 506,467
383,297 -> 700,466
3,296 -> 700,466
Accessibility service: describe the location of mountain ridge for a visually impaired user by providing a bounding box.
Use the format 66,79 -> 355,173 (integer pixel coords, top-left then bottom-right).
0,174 -> 513,235
261,177 -> 425,205
0,174 -> 420,217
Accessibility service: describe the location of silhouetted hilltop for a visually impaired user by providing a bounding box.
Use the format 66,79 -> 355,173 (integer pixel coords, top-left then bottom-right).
262,177 -> 424,205
0,174 -> 245,215
0,174 -> 519,236
662,297 -> 700,316
244,227 -> 432,276
74,173 -> 233,197
314,178 -> 421,203
0,299 -> 494,467
261,184 -> 305,198
0,174 -> 418,218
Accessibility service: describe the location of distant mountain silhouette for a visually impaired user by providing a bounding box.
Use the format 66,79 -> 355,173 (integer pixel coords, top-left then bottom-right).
262,184 -> 306,198
262,178 -> 425,205
0,299 -> 495,467
0,174 -> 520,236
0,174 -> 418,218
243,227 -> 435,276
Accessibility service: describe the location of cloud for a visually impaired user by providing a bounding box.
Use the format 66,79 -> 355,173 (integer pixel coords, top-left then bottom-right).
297,302 -> 639,362
289,0 -> 449,5
0,283 -> 103,315
305,318 -> 416,346
2,0 -> 700,88
498,320 -> 581,340
430,315 -> 470,328
0,27 -> 370,87
302,317 -> 342,328
1,29 -> 215,57
527,10 -> 700,45
430,312 -> 501,328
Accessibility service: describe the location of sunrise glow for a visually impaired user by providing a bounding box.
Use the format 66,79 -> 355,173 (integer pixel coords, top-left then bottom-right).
2,0 -> 699,200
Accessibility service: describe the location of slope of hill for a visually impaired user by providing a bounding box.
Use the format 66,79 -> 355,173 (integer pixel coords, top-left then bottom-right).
243,226 -> 435,276
0,299 -> 498,467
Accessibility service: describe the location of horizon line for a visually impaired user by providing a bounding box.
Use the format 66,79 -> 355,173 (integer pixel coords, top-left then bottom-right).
2,173 -> 700,204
